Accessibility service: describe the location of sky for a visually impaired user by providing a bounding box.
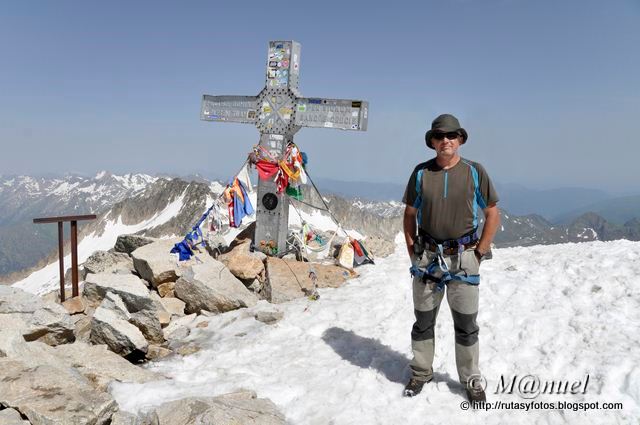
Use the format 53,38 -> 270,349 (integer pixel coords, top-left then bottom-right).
1,0 -> 639,194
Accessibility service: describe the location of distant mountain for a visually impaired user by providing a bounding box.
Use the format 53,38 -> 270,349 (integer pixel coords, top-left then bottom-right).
313,177 -> 405,202
0,172 -> 158,277
493,183 -> 612,221
4,172 -> 640,285
552,195 -> 640,225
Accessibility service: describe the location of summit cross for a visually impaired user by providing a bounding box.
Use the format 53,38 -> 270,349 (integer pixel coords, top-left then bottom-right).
201,40 -> 368,254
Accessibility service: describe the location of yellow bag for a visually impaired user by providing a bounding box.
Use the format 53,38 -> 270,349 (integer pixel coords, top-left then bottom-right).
337,241 -> 354,269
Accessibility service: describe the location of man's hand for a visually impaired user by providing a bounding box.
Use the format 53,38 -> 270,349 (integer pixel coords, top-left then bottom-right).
403,205 -> 418,258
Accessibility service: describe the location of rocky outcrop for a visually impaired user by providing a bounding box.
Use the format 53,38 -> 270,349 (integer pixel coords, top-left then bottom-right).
131,239 -> 184,287
84,250 -> 136,275
265,258 -> 353,303
151,390 -> 286,425
114,234 -> 156,255
0,286 -> 75,346
90,296 -> 148,356
83,273 -> 155,312
0,358 -> 118,425
0,408 -> 30,425
174,260 -> 258,315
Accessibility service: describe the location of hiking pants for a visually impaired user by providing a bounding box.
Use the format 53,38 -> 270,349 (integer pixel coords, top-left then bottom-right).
410,248 -> 481,385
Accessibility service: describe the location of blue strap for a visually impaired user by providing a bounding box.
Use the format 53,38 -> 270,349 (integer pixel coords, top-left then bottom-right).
414,169 -> 424,224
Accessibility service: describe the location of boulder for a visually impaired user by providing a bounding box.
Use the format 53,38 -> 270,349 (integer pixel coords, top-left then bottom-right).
90,297 -> 148,356
84,250 -> 136,275
84,273 -> 155,313
62,296 -> 86,315
0,408 -> 30,425
114,234 -> 156,255
131,239 -> 183,287
159,297 -> 185,317
0,286 -> 75,346
360,236 -> 395,258
0,358 -> 117,425
174,260 -> 258,315
129,309 -> 165,344
163,314 -> 197,341
265,258 -> 352,303
110,410 -> 160,425
218,239 -> 266,281
157,282 -> 175,298
152,390 -> 286,425
157,311 -> 171,327
146,344 -> 173,361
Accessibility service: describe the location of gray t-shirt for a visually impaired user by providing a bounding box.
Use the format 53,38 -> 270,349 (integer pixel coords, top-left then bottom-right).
402,157 -> 499,241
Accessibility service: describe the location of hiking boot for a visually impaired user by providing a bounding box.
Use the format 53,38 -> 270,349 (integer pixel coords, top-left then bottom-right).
465,386 -> 487,403
403,377 -> 430,397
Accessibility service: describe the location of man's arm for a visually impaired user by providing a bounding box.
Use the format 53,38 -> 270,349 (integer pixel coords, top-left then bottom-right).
403,205 -> 418,258
476,203 -> 500,257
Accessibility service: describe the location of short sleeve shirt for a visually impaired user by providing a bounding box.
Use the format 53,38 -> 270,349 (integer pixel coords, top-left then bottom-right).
402,157 -> 499,241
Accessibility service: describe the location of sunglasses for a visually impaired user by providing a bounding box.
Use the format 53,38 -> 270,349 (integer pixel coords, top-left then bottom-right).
431,132 -> 460,141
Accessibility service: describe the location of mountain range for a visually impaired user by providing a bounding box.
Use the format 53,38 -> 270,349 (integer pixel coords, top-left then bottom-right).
1,172 -> 639,282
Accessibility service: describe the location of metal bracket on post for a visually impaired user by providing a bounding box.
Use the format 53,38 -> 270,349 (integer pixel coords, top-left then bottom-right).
33,214 -> 96,302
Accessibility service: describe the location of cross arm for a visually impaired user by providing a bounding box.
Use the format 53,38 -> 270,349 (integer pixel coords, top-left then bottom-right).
294,98 -> 368,131
201,95 -> 259,124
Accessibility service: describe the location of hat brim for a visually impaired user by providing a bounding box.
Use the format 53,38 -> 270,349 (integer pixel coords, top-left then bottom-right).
425,128 -> 468,149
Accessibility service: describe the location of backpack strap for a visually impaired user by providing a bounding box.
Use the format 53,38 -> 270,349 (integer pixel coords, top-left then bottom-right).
460,159 -> 487,228
413,168 -> 424,224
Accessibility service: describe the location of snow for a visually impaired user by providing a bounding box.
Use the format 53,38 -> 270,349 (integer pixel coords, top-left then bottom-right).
12,191 -> 187,295
110,238 -> 640,424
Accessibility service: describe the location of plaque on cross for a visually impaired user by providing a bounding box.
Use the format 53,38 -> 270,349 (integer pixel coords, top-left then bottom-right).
201,40 -> 368,255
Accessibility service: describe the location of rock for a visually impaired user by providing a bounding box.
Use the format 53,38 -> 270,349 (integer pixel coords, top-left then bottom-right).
0,407 -> 30,425
176,343 -> 201,356
361,236 -> 395,258
129,310 -> 165,344
195,320 -> 208,328
174,260 -> 258,314
255,308 -> 284,325
0,358 -> 118,425
157,282 -> 175,298
110,410 -> 160,425
131,239 -> 184,287
73,315 -> 92,343
218,239 -> 266,281
163,314 -> 196,341
53,342 -> 161,391
265,258 -> 352,303
157,311 -> 171,327
90,298 -> 148,356
159,297 -> 185,317
114,234 -> 156,255
105,291 -> 131,318
0,330 -> 160,393
62,296 -> 86,315
146,344 -> 173,361
84,273 -> 155,313
152,390 -> 286,425
84,250 -> 136,276
0,286 -> 75,346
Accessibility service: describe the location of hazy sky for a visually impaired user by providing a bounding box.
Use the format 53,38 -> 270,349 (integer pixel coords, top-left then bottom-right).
1,0 -> 638,194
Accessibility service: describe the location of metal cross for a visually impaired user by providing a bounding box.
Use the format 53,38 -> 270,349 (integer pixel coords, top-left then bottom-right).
201,40 -> 368,255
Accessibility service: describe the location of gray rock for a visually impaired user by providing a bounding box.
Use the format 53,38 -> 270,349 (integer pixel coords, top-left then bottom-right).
0,330 -> 160,393
0,358 -> 117,425
0,407 -> 30,425
110,410 -> 160,425
152,390 -> 286,425
84,250 -> 136,275
114,234 -> 156,255
162,314 -> 197,341
131,239 -> 184,287
84,273 -> 154,313
129,309 -> 165,344
0,286 -> 75,346
174,260 -> 258,314
146,344 -> 173,361
90,299 -> 148,356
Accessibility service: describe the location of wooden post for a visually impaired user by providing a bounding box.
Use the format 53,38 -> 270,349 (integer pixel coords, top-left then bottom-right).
58,222 -> 65,302
33,214 -> 96,302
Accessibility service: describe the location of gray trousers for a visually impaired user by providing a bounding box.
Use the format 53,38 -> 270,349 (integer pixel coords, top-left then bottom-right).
410,248 -> 481,385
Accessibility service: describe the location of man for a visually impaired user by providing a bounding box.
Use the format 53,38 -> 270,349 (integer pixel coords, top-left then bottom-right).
401,114 -> 500,402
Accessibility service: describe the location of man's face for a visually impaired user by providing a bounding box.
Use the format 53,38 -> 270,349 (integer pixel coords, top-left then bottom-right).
431,132 -> 461,157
